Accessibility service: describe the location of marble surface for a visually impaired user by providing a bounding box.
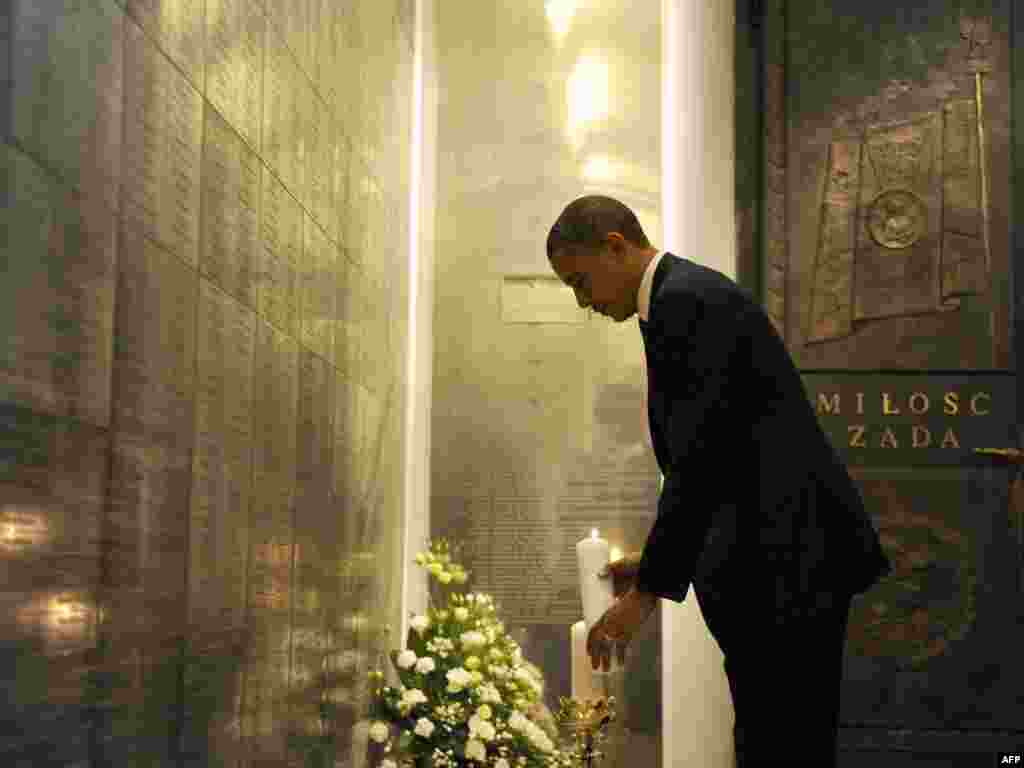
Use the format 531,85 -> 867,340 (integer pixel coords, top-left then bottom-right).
1,0 -> 411,765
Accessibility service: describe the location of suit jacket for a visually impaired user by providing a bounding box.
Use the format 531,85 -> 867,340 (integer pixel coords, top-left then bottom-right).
633,253 -> 892,636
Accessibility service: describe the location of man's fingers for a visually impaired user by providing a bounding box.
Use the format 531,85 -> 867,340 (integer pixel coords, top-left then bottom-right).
601,554 -> 641,579
590,639 -> 603,670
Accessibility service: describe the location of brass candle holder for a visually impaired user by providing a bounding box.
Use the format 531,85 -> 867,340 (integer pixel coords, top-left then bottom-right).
555,696 -> 617,768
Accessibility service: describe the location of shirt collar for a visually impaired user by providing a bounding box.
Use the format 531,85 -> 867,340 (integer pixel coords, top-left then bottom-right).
637,250 -> 665,323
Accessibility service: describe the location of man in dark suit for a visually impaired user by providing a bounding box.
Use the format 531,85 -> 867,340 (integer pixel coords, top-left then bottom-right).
546,195 -> 891,767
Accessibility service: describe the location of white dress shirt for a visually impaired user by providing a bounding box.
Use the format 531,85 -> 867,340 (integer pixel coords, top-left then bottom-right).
637,250 -> 666,323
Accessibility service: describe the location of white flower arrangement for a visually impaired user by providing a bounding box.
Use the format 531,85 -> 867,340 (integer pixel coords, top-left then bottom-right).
368,539 -> 574,768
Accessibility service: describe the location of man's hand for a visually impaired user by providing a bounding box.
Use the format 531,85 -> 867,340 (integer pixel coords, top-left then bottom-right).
598,550 -> 643,597
586,586 -> 657,672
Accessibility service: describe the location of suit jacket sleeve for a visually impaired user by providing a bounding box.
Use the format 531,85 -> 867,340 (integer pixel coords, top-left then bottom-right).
634,291 -> 740,603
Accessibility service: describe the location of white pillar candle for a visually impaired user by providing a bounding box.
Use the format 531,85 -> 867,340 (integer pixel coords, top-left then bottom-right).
576,528 -> 617,674
576,529 -> 615,630
571,621 -> 602,703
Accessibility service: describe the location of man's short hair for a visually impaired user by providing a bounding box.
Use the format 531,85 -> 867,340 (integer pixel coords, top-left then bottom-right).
546,195 -> 651,261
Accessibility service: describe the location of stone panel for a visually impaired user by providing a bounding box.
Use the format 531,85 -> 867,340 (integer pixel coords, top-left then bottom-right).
200,103 -> 260,308
0,147 -> 118,429
7,0 -> 123,213
188,278 -> 255,631
122,19 -> 203,269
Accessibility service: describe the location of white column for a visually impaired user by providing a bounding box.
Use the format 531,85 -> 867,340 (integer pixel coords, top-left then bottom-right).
661,1 -> 736,766
400,0 -> 438,641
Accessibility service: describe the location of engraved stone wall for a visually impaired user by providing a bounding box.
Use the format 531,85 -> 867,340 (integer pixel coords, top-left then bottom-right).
0,0 -> 413,765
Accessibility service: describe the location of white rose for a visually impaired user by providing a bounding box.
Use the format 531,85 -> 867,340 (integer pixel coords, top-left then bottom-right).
478,683 -> 502,704
468,713 -> 497,741
368,721 -> 390,743
414,656 -> 436,674
465,739 -> 486,762
454,607 -> 469,622
397,650 -> 418,669
410,615 -> 430,634
414,717 -> 435,738
402,688 -> 428,706
476,720 -> 496,741
445,667 -> 472,693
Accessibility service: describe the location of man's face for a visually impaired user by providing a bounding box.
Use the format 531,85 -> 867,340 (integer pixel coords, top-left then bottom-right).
549,236 -> 635,322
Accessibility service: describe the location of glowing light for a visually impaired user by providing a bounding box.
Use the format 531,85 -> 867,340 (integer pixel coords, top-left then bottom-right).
610,546 -> 623,562
567,53 -> 609,150
545,0 -> 578,44
581,154 -> 614,182
0,508 -> 51,552
590,528 -> 598,540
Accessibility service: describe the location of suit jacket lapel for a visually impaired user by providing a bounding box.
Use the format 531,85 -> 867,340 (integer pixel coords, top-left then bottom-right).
640,252 -> 677,475
649,252 -> 674,307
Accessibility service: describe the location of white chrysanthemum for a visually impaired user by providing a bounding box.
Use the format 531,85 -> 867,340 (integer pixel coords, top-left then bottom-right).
465,739 -> 486,762
415,656 -> 436,674
397,650 -> 418,669
402,688 -> 428,706
460,630 -> 487,650
414,717 -> 436,738
410,615 -> 430,634
476,704 -> 492,720
454,607 -> 469,622
368,721 -> 390,743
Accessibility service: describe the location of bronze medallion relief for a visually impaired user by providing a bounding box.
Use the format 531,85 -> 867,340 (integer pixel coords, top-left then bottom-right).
867,189 -> 927,249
